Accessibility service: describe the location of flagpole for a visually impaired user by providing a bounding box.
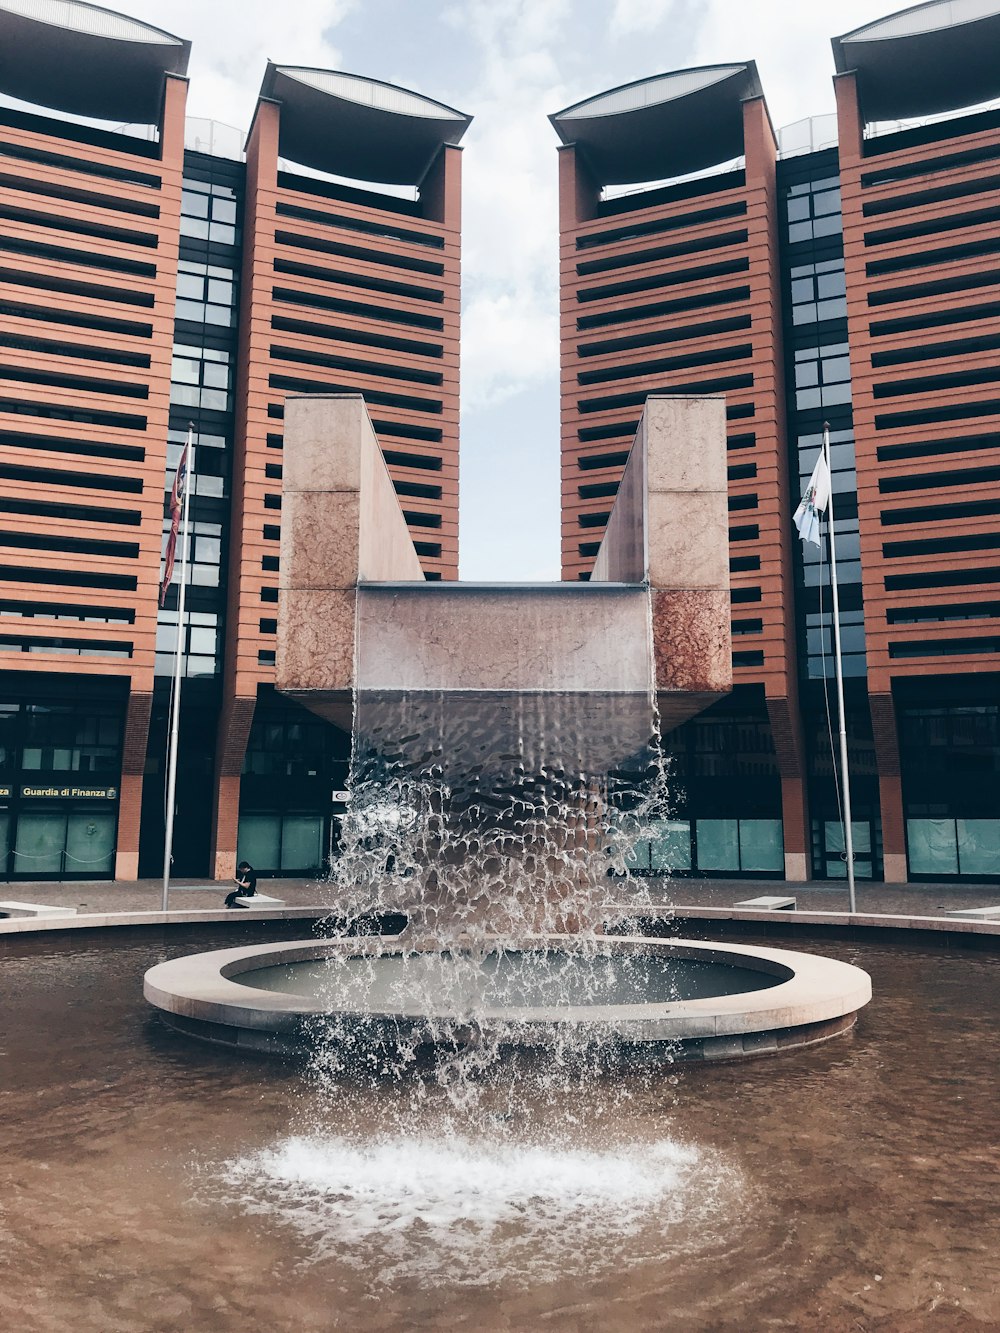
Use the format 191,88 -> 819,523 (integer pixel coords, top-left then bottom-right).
823,422 -> 857,913
162,428 -> 195,913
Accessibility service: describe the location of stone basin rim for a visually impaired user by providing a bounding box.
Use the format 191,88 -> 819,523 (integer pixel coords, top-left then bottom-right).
143,934 -> 872,1041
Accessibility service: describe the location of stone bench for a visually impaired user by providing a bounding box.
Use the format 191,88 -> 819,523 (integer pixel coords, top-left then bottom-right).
235,894 -> 285,909
734,895 -> 797,911
0,901 -> 78,919
945,905 -> 1000,921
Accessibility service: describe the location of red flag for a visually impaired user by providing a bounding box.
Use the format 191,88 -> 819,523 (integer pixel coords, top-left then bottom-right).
159,436 -> 191,608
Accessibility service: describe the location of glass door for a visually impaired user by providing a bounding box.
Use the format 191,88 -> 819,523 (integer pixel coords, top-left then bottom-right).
12,808 -> 67,877
817,818 -> 880,879
65,811 -> 116,876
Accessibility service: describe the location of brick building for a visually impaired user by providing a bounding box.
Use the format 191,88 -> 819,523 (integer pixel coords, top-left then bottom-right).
552,0 -> 1000,884
2,0 -> 998,888
0,0 -> 467,882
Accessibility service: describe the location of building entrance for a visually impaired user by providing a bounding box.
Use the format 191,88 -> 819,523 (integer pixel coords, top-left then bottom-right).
0,689 -> 124,882
138,696 -> 216,880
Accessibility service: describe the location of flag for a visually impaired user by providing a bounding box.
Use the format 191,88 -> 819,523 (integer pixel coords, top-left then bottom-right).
159,434 -> 191,607
793,449 -> 831,548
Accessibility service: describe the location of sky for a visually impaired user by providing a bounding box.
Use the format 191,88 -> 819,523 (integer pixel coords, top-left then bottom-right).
125,0 -> 894,579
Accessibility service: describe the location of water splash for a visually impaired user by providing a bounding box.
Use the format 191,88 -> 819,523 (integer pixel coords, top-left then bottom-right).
216,1130 -> 740,1287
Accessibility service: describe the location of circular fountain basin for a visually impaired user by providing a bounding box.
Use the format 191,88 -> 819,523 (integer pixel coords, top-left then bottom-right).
144,934 -> 872,1063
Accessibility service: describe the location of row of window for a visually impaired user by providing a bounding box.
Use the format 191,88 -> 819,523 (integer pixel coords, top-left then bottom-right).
0,702 -> 121,775
625,817 -> 783,874
181,180 -> 238,247
624,814 -> 1000,879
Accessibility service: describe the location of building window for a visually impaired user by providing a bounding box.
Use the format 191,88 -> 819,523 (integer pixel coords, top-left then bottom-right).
805,607 -> 867,677
785,177 -> 842,244
180,181 -> 239,246
696,818 -> 784,872
789,258 -> 847,326
159,517 -> 223,590
175,260 -> 236,327
13,808 -> 115,877
899,705 -> 1000,776
155,609 -> 220,677
817,820 -> 877,879
793,341 -> 853,411
243,717 -> 329,779
170,344 -> 232,413
166,428 -> 228,499
237,812 -> 325,874
21,705 -> 120,775
907,818 -> 1000,876
625,819 -> 693,873
628,816 -> 783,874
683,715 -> 779,779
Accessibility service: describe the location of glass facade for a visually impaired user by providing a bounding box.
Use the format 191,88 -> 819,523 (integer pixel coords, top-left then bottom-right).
0,687 -> 123,880
140,150 -> 245,878
157,152 -> 241,677
628,816 -> 784,875
140,150 -> 354,881
899,697 -> 1000,879
237,689 -> 350,877
778,147 -> 880,881
636,690 -> 785,878
779,150 -> 867,687
156,153 -> 242,677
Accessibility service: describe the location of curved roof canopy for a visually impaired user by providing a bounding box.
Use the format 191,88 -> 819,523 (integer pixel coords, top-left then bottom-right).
0,0 -> 189,123
833,0 -> 1000,121
549,63 -> 764,186
259,64 -> 472,186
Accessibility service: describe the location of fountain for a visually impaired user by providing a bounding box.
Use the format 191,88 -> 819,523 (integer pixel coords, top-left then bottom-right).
144,393 -> 871,1070
19,399 -> 1000,1329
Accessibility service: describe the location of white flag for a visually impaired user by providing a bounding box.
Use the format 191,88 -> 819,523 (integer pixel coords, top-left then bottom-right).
793,451 -> 831,548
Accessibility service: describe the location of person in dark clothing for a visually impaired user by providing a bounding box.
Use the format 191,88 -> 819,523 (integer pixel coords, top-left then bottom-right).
225,860 -> 257,909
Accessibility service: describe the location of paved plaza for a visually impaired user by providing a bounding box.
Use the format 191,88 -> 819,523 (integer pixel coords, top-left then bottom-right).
4,874 -> 999,923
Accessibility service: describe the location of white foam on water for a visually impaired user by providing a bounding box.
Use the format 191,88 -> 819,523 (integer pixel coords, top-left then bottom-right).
215,1132 -> 741,1286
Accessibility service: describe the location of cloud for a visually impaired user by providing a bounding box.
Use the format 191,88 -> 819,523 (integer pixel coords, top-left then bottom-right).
461,290 -> 559,412
610,0 -> 675,36
123,0 -> 359,127
686,1 -> 888,123
440,0 -> 579,411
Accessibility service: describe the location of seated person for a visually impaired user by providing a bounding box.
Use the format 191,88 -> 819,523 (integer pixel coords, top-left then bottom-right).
224,860 -> 257,909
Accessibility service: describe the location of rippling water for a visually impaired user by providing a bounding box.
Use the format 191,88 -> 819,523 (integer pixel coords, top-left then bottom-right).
3,923 -> 1000,1331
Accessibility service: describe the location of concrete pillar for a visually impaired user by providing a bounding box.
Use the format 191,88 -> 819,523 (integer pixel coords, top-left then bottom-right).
780,776 -> 811,883
159,71 -> 188,168
557,142 -> 600,227
766,693 -> 811,882
420,142 -> 462,229
207,96 -> 281,881
834,71 -> 865,164
115,688 -> 153,880
210,694 -> 256,880
870,691 -> 907,883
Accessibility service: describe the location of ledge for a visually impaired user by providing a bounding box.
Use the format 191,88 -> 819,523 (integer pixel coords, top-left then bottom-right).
0,905 -> 328,937
259,63 -> 470,185
550,64 -> 763,185
0,0 -> 189,122
833,0 -> 1000,121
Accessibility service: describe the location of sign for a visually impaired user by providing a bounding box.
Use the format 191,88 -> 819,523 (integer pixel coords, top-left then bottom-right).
332,790 -> 352,803
21,785 -> 118,801
0,785 -> 10,799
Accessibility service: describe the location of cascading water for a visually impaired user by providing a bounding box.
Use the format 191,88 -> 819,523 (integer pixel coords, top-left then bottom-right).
210,605 -> 751,1285
305,669 -> 674,1089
